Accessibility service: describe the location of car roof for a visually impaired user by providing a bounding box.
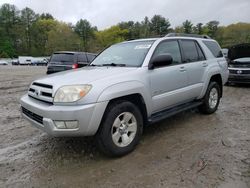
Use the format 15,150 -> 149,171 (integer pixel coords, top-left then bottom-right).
53,51 -> 97,55
121,35 -> 215,44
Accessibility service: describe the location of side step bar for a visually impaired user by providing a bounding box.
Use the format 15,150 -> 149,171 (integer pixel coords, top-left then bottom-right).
148,101 -> 202,124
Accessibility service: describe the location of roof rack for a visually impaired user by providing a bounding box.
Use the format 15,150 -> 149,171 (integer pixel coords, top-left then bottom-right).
166,33 -> 211,39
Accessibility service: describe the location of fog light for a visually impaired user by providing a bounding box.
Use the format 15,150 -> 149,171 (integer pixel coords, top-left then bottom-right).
54,121 -> 66,129
65,121 -> 79,129
54,121 -> 79,129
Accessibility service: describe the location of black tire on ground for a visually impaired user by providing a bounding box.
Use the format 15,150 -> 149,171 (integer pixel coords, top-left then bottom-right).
95,100 -> 143,157
199,81 -> 221,114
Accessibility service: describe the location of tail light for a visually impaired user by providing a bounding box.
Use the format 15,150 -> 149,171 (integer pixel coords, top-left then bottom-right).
72,63 -> 78,69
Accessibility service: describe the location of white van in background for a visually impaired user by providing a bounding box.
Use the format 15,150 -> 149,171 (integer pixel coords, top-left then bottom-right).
18,56 -> 33,65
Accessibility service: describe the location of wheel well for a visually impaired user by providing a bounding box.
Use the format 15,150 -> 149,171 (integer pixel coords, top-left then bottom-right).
210,74 -> 223,97
108,94 -> 148,125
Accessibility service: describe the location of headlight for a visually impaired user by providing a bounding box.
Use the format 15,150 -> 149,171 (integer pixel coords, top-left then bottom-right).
54,85 -> 92,103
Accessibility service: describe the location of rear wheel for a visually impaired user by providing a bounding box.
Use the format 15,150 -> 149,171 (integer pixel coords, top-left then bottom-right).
199,82 -> 221,114
96,100 -> 143,157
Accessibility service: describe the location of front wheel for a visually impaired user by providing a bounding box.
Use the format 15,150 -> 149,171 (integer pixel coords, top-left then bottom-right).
96,100 -> 143,157
199,82 -> 221,114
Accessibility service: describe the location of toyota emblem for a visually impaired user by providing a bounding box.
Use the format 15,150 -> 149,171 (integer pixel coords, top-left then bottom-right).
35,89 -> 40,96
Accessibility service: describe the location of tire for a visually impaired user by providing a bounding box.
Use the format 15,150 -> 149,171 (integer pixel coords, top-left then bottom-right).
95,100 -> 143,157
199,81 -> 221,114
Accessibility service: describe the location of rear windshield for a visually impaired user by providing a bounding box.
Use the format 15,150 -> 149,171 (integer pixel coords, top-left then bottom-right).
203,41 -> 223,58
50,53 -> 75,64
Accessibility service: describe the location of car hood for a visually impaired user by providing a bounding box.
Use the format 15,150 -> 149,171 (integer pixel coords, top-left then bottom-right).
34,66 -> 137,88
232,57 -> 250,63
228,43 -> 250,60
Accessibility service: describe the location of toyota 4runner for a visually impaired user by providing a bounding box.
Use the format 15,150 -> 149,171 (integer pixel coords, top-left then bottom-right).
20,33 -> 229,156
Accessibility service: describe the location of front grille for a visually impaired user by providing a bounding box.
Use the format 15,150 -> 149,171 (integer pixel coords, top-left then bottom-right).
33,82 -> 53,89
229,69 -> 250,74
22,107 -> 43,124
229,63 -> 250,68
28,82 -> 53,104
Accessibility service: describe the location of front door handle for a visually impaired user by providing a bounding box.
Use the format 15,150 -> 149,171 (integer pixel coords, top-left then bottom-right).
202,62 -> 208,67
179,66 -> 186,72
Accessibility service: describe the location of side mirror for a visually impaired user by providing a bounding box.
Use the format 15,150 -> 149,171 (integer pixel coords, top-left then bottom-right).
148,53 -> 173,70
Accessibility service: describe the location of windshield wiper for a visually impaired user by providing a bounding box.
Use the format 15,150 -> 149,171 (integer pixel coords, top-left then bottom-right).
88,64 -> 103,67
102,63 -> 126,67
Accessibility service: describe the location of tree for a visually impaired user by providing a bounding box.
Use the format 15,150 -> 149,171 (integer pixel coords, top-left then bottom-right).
218,23 -> 250,47
118,21 -> 135,39
150,15 -> 171,36
206,20 -> 219,38
20,7 -> 38,54
95,26 -> 128,51
182,20 -> 193,34
0,4 -> 20,57
39,13 -> 54,20
46,22 -> 80,54
174,26 -> 184,33
195,23 -> 203,35
74,19 -> 96,51
140,16 -> 150,38
31,19 -> 57,55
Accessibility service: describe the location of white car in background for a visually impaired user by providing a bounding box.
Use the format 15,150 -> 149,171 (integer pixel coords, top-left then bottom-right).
0,60 -> 8,65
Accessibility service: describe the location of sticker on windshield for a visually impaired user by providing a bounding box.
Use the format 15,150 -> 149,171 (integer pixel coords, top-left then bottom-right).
134,44 -> 151,49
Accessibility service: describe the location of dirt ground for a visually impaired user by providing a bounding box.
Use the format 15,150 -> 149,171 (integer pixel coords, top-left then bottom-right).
0,66 -> 249,188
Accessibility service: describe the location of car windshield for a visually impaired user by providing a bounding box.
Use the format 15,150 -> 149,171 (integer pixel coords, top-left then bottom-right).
50,53 -> 74,64
91,40 -> 155,67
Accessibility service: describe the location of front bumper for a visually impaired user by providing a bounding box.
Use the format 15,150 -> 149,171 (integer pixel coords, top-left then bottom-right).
20,94 -> 108,137
228,68 -> 250,83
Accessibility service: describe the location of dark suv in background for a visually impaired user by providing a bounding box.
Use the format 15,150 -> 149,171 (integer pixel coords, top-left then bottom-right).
228,43 -> 250,84
47,51 -> 97,74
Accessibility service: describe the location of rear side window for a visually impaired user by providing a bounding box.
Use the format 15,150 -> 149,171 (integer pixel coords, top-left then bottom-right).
153,40 -> 182,64
181,40 -> 200,62
50,53 -> 75,64
196,43 -> 206,61
78,54 -> 87,62
203,41 -> 223,58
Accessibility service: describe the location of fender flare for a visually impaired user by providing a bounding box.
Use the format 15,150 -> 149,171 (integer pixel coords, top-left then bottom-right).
97,81 -> 152,115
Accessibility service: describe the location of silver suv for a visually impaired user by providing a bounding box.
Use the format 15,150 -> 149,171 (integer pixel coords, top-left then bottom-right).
20,34 -> 229,156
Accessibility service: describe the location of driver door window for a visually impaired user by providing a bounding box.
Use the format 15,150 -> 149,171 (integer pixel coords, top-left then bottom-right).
152,40 -> 182,65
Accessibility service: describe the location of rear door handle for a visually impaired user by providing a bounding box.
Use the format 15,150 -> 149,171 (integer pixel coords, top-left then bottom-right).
202,62 -> 208,67
179,66 -> 186,72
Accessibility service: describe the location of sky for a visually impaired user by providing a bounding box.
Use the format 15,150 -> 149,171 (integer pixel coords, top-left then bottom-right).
0,0 -> 250,29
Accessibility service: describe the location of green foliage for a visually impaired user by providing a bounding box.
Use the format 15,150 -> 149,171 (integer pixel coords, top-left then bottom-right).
182,20 -> 193,34
0,3 -> 249,57
74,19 -> 96,51
150,15 -> 171,36
39,13 -> 54,20
217,23 -> 250,47
118,15 -> 171,40
31,19 -> 58,55
94,26 -> 128,51
206,21 -> 220,38
193,23 -> 203,35
46,22 -> 80,54
0,39 -> 14,57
